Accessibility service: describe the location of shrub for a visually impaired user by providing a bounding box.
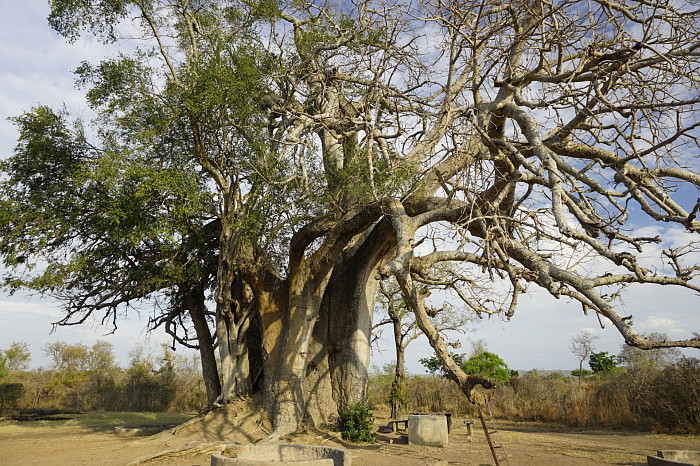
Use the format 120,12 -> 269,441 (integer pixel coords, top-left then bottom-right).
419,351 -> 511,382
590,352 -> 617,374
0,383 -> 24,413
463,352 -> 511,382
368,358 -> 699,434
651,357 -> 700,433
388,379 -> 407,416
339,401 -> 375,443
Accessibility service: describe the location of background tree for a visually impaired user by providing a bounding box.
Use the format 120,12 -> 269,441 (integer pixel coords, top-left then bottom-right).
420,352 -> 467,377
374,278 -> 470,418
5,344 -> 30,373
462,352 -> 512,383
589,352 -> 618,375
0,354 -> 7,381
0,343 -> 31,415
42,341 -> 121,408
421,350 -> 511,383
0,105 -> 222,407
570,330 -> 598,388
374,280 -> 419,419
1,342 -> 31,376
618,333 -> 681,372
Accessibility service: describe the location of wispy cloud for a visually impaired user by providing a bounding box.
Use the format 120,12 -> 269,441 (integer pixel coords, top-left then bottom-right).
0,299 -> 60,318
640,315 -> 684,335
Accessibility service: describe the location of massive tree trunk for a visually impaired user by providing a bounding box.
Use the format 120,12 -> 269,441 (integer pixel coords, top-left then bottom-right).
303,303 -> 338,427
268,273 -> 333,432
329,222 -> 394,408
236,198 -> 387,432
215,214 -> 257,403
215,288 -> 254,403
304,221 -> 394,425
183,288 -> 221,409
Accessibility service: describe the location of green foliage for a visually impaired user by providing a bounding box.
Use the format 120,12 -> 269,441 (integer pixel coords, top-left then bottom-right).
339,401 -> 375,443
571,369 -> 592,377
0,383 -> 24,413
463,351 -> 511,382
420,351 -> 511,382
388,380 -> 407,409
419,352 -> 466,377
3,342 -> 31,373
75,55 -> 146,111
48,0 -> 130,43
1,102 -> 218,328
0,354 -> 7,380
589,351 -> 618,374
245,0 -> 280,20
41,341 -> 120,408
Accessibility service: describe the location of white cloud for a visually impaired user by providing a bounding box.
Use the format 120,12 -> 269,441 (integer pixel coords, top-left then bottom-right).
0,299 -> 60,318
640,315 -> 684,335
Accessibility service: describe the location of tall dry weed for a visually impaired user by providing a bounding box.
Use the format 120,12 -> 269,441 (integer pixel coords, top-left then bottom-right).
368,358 -> 700,434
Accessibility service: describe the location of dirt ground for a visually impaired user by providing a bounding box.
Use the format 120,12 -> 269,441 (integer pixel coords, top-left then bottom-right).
1,402 -> 698,466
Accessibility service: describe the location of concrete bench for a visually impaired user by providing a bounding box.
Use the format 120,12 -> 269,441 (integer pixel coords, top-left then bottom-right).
387,419 -> 409,432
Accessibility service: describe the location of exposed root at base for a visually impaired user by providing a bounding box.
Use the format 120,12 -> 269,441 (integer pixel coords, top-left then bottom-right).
126,440 -> 240,465
260,424 -> 295,444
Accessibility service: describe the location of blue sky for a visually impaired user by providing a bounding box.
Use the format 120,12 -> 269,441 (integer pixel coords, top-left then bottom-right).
1,0 -> 699,373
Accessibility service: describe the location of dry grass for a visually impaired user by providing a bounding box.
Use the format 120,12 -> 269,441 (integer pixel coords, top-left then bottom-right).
369,359 -> 700,434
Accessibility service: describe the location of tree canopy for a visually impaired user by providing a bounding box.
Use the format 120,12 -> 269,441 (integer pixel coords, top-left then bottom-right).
421,351 -> 511,382
589,351 -> 619,374
1,0 -> 699,433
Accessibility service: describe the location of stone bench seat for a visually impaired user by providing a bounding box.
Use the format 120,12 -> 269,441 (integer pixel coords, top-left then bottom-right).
387,419 -> 408,432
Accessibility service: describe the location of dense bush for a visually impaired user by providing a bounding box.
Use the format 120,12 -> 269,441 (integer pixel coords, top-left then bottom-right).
369,372 -> 477,416
339,401 -> 375,443
419,351 -> 511,382
589,352 -> 618,374
637,357 -> 700,433
0,341 -> 206,414
0,383 -> 24,413
369,357 -> 700,434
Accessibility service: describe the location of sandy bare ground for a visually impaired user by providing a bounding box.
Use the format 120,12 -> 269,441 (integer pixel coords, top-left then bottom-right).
1,403 -> 698,465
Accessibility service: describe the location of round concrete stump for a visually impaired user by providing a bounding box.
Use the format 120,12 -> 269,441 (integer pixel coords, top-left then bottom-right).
211,443 -> 352,466
407,414 -> 448,447
647,450 -> 700,466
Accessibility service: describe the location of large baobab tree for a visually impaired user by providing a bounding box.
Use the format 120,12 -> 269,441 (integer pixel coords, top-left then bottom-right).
2,0 -> 700,435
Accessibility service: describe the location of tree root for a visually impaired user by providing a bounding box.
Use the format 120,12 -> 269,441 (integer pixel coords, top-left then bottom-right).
126,440 -> 241,465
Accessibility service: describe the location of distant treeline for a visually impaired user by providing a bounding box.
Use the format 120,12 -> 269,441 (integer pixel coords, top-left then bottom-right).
3,339 -> 699,435
0,341 -> 205,414
369,354 -> 700,434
